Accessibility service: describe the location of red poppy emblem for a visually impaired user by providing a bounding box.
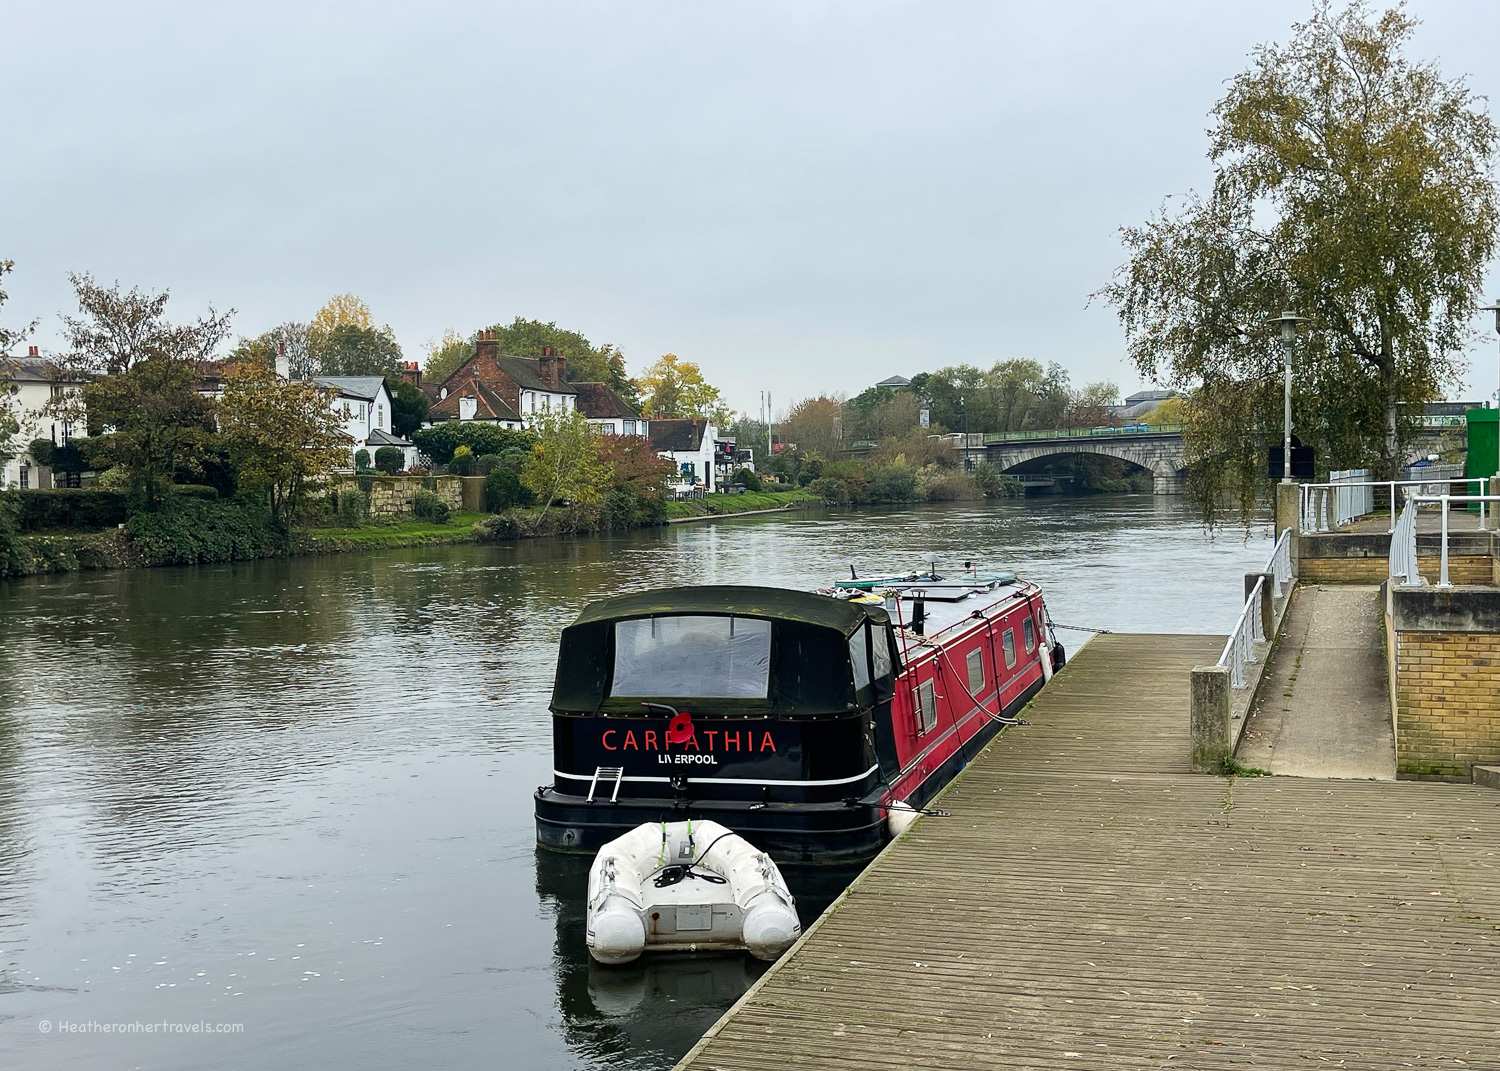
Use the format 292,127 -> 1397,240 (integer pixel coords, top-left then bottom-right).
665,711 -> 695,746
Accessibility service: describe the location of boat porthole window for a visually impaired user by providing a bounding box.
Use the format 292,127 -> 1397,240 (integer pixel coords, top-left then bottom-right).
966,649 -> 984,696
1023,617 -> 1036,653
917,679 -> 937,734
1002,629 -> 1016,669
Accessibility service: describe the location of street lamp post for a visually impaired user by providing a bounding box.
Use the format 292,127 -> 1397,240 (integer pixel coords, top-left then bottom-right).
1268,311 -> 1309,484
961,398 -> 969,471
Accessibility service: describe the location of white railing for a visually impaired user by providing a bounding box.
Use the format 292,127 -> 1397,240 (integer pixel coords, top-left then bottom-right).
1299,477 -> 1467,534
1217,575 -> 1266,689
1388,493 -> 1500,587
1265,527 -> 1292,598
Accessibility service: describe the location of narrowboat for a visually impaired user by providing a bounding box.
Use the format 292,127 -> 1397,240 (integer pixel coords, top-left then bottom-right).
534,572 -> 1063,863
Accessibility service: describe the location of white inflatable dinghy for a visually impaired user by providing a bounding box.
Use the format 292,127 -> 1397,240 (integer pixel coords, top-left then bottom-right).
586,819 -> 801,965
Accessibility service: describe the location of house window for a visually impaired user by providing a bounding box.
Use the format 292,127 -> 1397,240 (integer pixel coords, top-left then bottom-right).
916,679 -> 937,734
966,649 -> 984,696
1023,617 -> 1036,653
1002,629 -> 1016,669
623,420 -> 635,435
19,466 -> 29,489
377,404 -> 384,426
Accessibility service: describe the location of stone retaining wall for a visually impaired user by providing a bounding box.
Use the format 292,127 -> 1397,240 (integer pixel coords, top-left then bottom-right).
331,475 -> 463,518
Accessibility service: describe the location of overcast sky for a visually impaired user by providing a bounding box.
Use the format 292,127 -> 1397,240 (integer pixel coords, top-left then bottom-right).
5,0 -> 1500,416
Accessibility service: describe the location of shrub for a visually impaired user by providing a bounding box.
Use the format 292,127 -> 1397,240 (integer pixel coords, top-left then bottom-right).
354,448 -> 372,472
448,445 -> 476,476
865,461 -> 920,503
807,476 -> 852,505
412,490 -> 450,524
918,465 -> 982,502
600,483 -> 667,529
484,466 -> 527,511
173,484 -> 220,500
732,468 -> 762,492
336,487 -> 369,526
27,439 -> 54,466
4,489 -> 130,531
124,498 -> 283,566
373,446 -> 404,474
475,453 -> 503,475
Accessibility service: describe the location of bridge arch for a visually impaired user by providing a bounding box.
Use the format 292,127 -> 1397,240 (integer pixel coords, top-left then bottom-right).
982,435 -> 1187,496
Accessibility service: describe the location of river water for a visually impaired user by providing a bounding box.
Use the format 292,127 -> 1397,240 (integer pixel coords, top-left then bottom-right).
0,497 -> 1270,1070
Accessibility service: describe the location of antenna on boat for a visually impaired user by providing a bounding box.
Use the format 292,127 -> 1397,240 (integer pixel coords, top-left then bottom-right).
847,558 -> 858,581
920,552 -> 939,581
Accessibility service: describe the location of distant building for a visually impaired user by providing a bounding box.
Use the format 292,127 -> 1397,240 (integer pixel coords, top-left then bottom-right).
573,382 -> 646,436
313,376 -> 416,466
649,418 -> 718,494
875,375 -> 911,389
1,349 -> 86,489
427,333 -> 577,428
1120,389 -> 1178,419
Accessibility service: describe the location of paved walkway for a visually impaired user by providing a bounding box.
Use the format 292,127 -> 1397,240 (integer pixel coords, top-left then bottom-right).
675,634 -> 1500,1071
1237,584 -> 1397,779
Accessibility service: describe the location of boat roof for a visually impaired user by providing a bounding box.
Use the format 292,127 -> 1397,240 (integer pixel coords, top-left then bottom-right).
570,584 -> 888,635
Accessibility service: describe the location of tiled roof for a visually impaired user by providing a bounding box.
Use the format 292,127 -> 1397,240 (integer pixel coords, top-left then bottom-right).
649,418 -> 709,452
493,356 -> 577,395
573,382 -> 641,421
427,380 -> 522,423
7,356 -> 73,383
366,429 -> 413,447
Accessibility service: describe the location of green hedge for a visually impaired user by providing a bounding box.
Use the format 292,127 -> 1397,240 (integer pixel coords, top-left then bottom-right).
4,489 -> 130,531
124,499 -> 284,566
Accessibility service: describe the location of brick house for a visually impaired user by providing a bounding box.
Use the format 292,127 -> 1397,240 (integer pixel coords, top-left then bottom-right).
427,333 -> 577,428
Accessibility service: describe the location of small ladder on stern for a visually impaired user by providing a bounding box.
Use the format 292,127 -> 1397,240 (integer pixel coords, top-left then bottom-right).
587,766 -> 626,803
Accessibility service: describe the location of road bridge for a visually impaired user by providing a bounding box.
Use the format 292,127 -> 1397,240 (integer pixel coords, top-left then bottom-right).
971,426 -> 1187,495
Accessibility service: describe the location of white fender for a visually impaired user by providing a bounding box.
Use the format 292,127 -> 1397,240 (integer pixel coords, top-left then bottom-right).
886,799 -> 921,838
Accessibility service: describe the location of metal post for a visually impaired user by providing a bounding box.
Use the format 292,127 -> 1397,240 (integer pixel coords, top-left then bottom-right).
1282,330 -> 1293,485
1388,481 -> 1396,533
1439,494 -> 1451,587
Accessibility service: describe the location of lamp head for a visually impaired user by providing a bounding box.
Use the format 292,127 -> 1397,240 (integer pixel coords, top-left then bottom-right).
1267,310 -> 1309,343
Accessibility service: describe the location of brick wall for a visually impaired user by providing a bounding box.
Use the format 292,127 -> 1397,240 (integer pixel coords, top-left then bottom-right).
1394,631 -> 1500,780
1301,556 -> 1492,585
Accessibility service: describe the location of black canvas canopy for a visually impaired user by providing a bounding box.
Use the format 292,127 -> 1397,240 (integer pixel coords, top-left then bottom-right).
552,585 -> 891,718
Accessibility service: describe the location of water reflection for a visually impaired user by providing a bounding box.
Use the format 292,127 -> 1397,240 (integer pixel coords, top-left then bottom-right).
0,497 -> 1269,1070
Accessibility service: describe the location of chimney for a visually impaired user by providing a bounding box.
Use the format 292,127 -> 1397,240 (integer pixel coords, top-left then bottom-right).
28,345 -> 39,357
539,345 -> 563,389
274,341 -> 290,380
476,329 -> 499,361
400,360 -> 421,387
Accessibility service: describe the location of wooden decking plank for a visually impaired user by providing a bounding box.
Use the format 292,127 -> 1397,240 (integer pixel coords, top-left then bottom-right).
674,633 -> 1500,1070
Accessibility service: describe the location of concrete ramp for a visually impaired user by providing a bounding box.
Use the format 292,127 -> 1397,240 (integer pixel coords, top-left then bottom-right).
1237,583 -> 1396,779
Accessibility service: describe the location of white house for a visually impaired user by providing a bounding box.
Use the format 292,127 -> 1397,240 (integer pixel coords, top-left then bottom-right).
1,350 -> 86,490
573,382 -> 646,437
313,376 -> 416,468
648,418 -> 718,494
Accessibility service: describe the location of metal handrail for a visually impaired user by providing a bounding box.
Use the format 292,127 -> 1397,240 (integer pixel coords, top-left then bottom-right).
981,423 -> 1183,444
1265,527 -> 1293,597
1217,575 -> 1266,690
1299,477 -> 1469,534
1388,493 -> 1500,588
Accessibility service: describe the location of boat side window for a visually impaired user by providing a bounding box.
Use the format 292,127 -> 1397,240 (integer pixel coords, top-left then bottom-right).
916,679 -> 937,734
610,615 -> 772,698
1023,617 -> 1036,653
966,649 -> 984,695
1002,629 -> 1016,669
849,625 -> 870,691
871,623 -> 894,680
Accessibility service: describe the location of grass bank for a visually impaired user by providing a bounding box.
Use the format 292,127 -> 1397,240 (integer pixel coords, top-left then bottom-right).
663,490 -> 816,521
301,511 -> 489,549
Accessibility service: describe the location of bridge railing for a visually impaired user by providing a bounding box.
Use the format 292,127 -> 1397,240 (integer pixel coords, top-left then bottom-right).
982,423 -> 1183,444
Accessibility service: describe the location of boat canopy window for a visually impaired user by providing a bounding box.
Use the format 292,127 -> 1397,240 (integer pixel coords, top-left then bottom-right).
871,622 -> 893,683
610,615 -> 772,699
849,627 -> 870,691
